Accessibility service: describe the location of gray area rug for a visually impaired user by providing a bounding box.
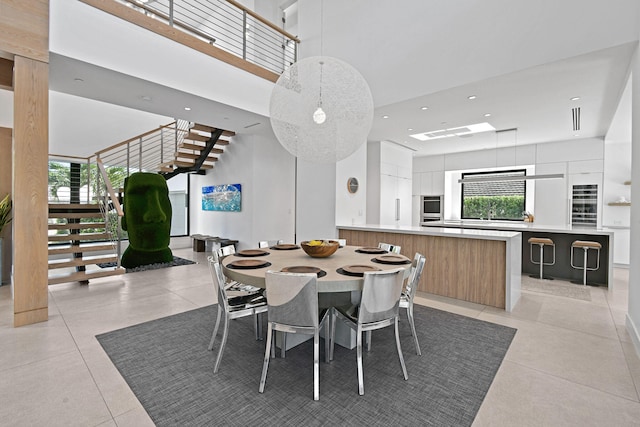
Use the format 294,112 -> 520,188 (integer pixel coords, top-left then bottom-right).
522,278 -> 592,301
97,304 -> 516,427
97,256 -> 195,273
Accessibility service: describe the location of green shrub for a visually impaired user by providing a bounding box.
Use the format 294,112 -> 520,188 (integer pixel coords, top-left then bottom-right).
462,195 -> 524,220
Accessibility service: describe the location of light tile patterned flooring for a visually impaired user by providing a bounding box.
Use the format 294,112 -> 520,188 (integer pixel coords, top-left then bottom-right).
0,247 -> 639,426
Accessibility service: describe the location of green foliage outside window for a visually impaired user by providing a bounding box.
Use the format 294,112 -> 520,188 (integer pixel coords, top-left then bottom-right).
462,195 -> 525,220
48,161 -> 128,237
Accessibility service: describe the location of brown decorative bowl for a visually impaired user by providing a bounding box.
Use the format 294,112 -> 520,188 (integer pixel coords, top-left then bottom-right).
300,240 -> 340,258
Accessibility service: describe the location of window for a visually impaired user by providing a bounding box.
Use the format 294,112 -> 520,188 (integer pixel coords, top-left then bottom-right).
461,170 -> 526,220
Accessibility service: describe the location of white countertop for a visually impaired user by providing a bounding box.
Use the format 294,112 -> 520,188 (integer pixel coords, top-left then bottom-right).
420,220 -> 615,236
337,224 -> 520,241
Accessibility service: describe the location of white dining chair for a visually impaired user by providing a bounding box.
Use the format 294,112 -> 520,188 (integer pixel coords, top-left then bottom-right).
401,253 -> 426,355
322,238 -> 346,247
330,268 -> 408,395
259,271 -> 331,401
207,256 -> 268,373
378,242 -> 401,254
258,240 -> 284,248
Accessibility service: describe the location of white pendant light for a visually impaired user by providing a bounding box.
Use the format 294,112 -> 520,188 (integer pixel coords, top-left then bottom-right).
269,56 -> 374,163
269,0 -> 373,163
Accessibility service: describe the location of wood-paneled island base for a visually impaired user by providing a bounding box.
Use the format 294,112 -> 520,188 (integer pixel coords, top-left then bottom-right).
338,225 -> 522,311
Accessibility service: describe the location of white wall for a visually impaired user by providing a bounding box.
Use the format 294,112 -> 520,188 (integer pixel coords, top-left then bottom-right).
336,142 -> 367,228
628,40 -> 640,356
252,132 -> 296,244
189,132 -> 295,249
604,75 -> 632,265
296,160 -> 337,242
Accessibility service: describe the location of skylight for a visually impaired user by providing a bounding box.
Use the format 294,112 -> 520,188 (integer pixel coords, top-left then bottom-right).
410,122 -> 496,141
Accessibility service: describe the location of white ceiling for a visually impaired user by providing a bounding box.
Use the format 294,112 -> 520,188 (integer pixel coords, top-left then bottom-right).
369,43 -> 636,156
2,0 -> 638,160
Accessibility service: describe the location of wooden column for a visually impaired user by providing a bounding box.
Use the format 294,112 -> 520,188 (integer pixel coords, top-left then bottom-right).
1,0 -> 50,326
0,127 -> 12,285
13,56 -> 49,326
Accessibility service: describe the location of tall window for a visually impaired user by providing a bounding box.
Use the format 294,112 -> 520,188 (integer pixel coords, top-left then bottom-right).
461,170 -> 526,220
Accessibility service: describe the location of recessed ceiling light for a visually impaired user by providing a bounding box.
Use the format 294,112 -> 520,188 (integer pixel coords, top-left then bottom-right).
141,95 -> 152,102
468,95 -> 477,100
570,96 -> 581,101
484,113 -> 491,117
441,121 -> 447,125
382,115 -> 389,119
574,133 -> 580,137
421,106 -> 429,110
73,78 -> 84,83
408,128 -> 413,131
184,107 -> 191,111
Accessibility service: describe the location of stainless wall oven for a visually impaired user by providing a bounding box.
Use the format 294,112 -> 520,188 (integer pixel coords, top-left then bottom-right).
422,195 -> 443,222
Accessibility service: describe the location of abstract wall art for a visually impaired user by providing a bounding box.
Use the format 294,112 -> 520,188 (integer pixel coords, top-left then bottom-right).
202,184 -> 242,212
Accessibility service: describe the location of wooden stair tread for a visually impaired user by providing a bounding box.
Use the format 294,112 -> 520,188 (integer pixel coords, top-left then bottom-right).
190,124 -> 235,135
191,123 -> 215,132
173,161 -> 213,169
49,203 -> 101,210
48,267 -> 126,285
48,232 -> 111,242
184,132 -> 210,142
48,243 -> 115,255
48,222 -> 106,230
48,212 -> 103,219
48,255 -> 119,269
215,140 -> 230,146
179,142 -> 206,151
174,151 -> 219,161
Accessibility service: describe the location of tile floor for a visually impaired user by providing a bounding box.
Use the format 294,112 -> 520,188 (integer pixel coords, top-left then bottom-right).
0,247 -> 639,426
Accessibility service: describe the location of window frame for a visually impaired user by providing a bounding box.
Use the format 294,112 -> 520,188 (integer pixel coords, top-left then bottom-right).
460,169 -> 527,221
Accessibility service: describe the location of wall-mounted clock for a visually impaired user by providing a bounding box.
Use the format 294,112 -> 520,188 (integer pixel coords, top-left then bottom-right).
347,177 -> 359,194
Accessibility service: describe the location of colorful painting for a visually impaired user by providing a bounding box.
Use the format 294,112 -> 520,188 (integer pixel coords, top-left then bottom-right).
202,184 -> 242,212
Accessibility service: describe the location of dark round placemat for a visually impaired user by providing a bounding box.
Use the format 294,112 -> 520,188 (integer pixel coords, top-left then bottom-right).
236,249 -> 270,257
227,260 -> 272,269
270,244 -> 300,250
336,264 -> 382,277
355,247 -> 388,254
371,255 -> 412,265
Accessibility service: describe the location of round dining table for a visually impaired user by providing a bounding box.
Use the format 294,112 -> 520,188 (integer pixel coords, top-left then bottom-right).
221,244 -> 412,294
222,244 -> 412,350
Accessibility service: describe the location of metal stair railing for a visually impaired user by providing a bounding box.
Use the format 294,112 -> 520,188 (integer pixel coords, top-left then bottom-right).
95,121 -> 191,176
114,0 -> 299,75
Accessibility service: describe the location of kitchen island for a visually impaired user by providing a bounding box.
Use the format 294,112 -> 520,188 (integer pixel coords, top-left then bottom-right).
421,220 -> 614,286
337,224 -> 521,311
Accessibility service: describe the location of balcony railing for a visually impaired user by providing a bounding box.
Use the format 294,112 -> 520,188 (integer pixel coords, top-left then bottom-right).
116,0 -> 299,75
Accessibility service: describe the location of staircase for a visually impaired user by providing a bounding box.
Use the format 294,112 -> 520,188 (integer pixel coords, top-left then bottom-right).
157,123 -> 235,179
47,203 -> 125,285
45,121 -> 235,286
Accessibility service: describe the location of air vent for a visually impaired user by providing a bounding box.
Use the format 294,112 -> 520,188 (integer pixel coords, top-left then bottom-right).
572,107 -> 581,131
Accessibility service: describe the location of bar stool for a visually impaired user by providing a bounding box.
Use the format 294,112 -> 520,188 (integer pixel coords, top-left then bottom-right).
528,237 -> 555,280
571,240 -> 601,286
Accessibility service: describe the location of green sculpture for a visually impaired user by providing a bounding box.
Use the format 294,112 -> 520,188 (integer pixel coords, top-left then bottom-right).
121,172 -> 173,268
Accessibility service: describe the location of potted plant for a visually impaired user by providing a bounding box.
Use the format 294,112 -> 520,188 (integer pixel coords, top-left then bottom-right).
0,194 -> 11,285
